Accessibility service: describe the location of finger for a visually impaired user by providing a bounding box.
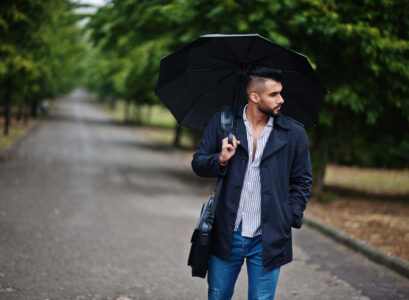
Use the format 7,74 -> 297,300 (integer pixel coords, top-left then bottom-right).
232,136 -> 237,147
224,141 -> 234,149
234,140 -> 240,149
226,144 -> 234,150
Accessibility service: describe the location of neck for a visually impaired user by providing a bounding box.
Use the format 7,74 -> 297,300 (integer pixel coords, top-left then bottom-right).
245,102 -> 269,129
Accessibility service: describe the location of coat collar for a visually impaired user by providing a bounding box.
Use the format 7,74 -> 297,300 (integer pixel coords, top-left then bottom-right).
235,104 -> 290,130
234,104 -> 289,161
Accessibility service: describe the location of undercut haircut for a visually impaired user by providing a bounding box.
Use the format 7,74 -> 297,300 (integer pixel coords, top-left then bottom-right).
245,65 -> 282,94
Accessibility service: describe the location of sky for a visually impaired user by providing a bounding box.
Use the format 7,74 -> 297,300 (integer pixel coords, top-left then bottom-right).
72,0 -> 109,15
72,0 -> 109,26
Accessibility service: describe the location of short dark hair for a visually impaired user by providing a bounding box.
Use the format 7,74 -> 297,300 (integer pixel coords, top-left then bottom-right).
245,65 -> 282,91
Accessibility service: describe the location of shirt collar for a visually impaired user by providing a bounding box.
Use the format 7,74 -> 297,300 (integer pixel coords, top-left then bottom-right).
243,104 -> 274,127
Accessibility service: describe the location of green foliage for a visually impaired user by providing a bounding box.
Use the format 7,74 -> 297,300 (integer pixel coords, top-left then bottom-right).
270,1 -> 404,169
84,0 -> 409,169
0,0 -> 85,105
278,0 -> 409,125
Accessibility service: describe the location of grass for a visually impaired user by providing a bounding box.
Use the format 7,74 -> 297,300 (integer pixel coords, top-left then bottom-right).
307,196 -> 409,261
147,105 -> 177,128
0,99 -> 59,153
0,117 -> 38,152
324,164 -> 409,194
93,97 -> 177,128
138,126 -> 195,149
93,96 -> 197,149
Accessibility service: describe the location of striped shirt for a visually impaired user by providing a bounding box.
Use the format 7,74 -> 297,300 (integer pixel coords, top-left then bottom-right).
234,104 -> 274,237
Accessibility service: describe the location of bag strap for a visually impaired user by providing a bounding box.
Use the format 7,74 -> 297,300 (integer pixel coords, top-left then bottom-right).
221,106 -> 235,144
212,105 -> 236,209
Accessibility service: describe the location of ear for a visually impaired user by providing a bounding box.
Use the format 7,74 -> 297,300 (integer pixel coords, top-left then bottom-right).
248,92 -> 260,104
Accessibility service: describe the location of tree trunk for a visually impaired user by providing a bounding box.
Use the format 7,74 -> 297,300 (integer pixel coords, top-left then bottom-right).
173,123 -> 182,148
135,103 -> 141,125
109,99 -> 115,110
124,100 -> 130,122
145,105 -> 153,126
16,100 -> 23,121
313,159 -> 326,202
191,129 -> 202,149
132,102 -> 137,124
4,98 -> 11,136
23,103 -> 29,124
310,126 -> 329,202
30,100 -> 38,117
139,105 -> 142,125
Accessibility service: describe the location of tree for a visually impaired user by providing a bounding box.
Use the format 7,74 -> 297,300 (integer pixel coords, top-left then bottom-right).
0,0 -> 85,134
84,0 -> 409,200
272,0 -> 409,199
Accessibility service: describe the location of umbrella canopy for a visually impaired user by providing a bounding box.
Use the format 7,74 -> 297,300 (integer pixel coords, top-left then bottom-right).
155,33 -> 328,131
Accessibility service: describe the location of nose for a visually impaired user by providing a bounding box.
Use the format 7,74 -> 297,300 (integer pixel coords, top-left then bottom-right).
279,94 -> 284,104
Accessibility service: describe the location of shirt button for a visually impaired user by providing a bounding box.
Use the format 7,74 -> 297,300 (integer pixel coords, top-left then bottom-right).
235,186 -> 241,190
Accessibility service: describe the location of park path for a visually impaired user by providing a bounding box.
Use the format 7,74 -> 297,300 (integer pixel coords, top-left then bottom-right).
0,89 -> 407,300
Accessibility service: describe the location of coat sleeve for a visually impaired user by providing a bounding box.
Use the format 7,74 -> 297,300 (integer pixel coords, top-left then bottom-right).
288,128 -> 313,229
191,111 -> 229,178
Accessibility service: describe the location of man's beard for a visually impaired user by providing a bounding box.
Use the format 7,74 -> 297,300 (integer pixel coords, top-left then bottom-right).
259,104 -> 281,117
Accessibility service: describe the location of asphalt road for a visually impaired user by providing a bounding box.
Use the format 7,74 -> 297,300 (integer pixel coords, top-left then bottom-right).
0,89 -> 408,300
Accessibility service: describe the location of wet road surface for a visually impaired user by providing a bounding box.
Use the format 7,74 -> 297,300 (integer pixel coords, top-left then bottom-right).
0,89 -> 408,299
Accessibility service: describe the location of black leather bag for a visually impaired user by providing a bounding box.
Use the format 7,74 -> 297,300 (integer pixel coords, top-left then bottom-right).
188,106 -> 235,278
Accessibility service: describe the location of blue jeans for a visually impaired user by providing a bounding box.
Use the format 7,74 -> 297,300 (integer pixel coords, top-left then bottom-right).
208,224 -> 280,300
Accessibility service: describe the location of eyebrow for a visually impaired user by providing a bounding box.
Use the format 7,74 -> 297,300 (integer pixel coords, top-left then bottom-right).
269,90 -> 282,95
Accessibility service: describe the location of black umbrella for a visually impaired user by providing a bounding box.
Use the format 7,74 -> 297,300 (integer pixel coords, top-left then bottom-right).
155,33 -> 328,131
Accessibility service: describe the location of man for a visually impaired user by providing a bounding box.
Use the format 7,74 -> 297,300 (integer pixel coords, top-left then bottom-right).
191,65 -> 313,300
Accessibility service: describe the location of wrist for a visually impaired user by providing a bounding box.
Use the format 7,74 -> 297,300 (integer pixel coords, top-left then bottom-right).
218,153 -> 228,166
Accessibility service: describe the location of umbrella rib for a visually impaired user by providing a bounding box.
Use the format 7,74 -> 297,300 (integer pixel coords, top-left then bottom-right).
181,71 -> 236,123
191,49 -> 237,64
243,36 -> 255,64
248,50 -> 284,65
155,66 -> 233,94
220,39 -> 242,63
251,54 -> 327,89
185,65 -> 232,74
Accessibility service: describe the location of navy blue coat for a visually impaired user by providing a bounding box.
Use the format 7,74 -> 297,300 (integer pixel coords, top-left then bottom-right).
191,104 -> 313,272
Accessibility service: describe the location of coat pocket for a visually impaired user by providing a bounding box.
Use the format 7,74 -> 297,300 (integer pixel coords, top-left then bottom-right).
283,200 -> 293,229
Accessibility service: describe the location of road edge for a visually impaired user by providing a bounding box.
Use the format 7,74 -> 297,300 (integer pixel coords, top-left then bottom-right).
0,99 -> 60,162
0,120 -> 43,162
303,214 -> 409,279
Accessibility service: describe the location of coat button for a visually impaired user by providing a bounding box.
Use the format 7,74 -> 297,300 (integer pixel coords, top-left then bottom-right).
235,186 -> 241,190
230,213 -> 235,218
241,159 -> 247,163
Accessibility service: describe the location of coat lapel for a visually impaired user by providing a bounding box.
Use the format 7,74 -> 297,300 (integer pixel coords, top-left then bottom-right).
261,112 -> 290,161
234,105 -> 248,154
234,106 -> 290,159
235,118 -> 248,154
